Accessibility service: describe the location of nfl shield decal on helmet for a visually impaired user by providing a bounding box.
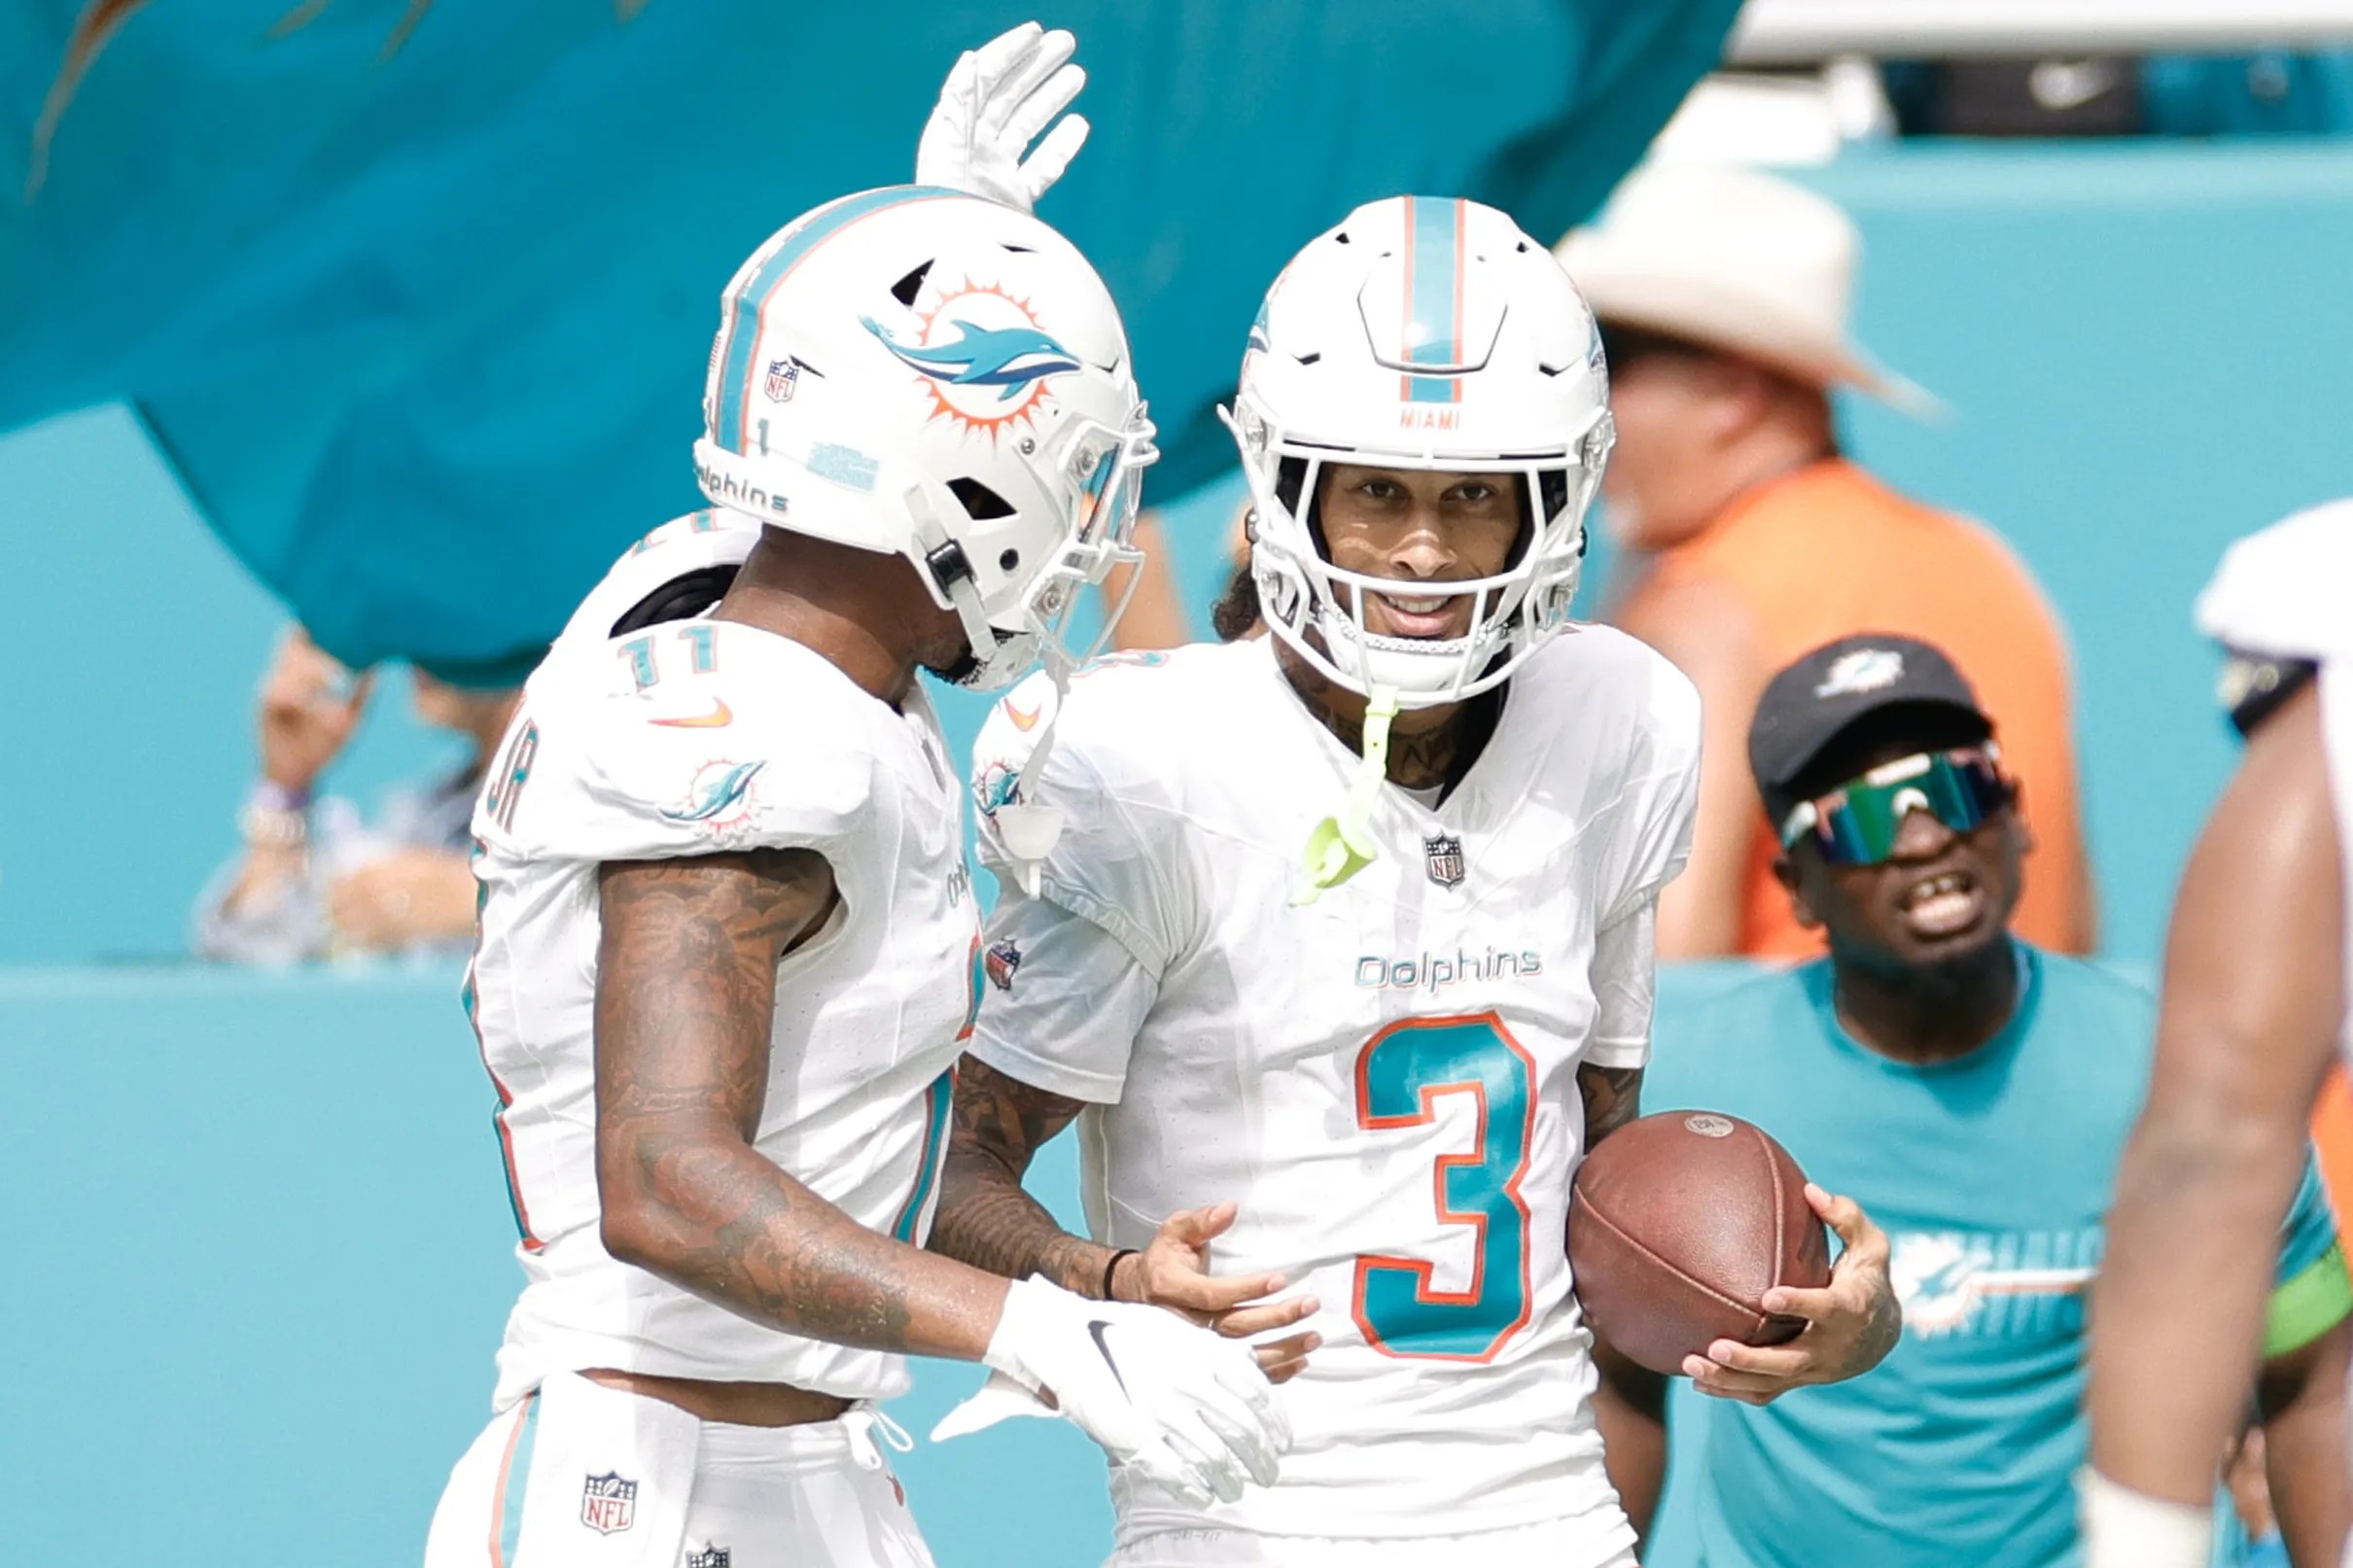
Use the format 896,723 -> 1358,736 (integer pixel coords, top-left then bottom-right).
686,1550 -> 730,1568
984,937 -> 1023,992
580,1472 -> 638,1535
1423,833 -> 1466,889
764,358 -> 799,401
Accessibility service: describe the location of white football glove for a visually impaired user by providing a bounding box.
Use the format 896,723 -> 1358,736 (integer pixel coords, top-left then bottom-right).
945,1275 -> 1288,1506
915,21 -> 1090,214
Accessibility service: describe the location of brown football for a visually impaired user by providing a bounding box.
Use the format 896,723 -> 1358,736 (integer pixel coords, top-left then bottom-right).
1567,1109 -> 1832,1376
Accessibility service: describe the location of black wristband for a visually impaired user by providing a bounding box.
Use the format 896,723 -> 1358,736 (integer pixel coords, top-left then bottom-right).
1101,1248 -> 1140,1302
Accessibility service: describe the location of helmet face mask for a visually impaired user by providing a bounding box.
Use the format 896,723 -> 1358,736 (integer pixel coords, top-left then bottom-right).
1228,195 -> 1615,709
693,185 -> 1154,690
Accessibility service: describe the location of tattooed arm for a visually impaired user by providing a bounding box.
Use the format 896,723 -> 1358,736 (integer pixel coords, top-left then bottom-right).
930,1056 -> 1108,1296
1579,1063 -> 1644,1149
593,850 -> 1009,1360
1577,1058 -> 1671,1537
933,1054 -> 1321,1376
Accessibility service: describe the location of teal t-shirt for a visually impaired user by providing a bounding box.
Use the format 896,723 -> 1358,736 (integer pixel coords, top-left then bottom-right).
1639,944 -> 2343,1568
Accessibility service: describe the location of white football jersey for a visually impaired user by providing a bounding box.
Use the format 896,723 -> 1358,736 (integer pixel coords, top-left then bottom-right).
966,631 -> 1701,1548
2195,505 -> 2353,1062
467,509 -> 975,1411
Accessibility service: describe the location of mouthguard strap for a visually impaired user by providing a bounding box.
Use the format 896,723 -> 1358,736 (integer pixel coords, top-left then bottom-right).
1293,683 -> 1400,905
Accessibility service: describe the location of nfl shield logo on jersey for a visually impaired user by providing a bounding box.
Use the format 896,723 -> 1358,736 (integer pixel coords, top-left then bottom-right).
686,1550 -> 730,1568
984,937 -> 1023,992
1423,833 -> 1466,889
580,1472 -> 638,1535
764,357 -> 799,401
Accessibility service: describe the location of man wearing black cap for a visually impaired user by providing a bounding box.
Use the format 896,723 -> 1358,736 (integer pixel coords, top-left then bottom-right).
1593,633 -> 2352,1568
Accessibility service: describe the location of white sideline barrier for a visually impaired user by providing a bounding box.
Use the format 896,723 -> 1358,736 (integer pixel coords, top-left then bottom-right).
1730,0 -> 2353,63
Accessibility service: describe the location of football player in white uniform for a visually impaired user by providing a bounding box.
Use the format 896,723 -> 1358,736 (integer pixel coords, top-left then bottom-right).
2087,506 -> 2353,1568
425,29 -> 1284,1568
930,196 -> 1901,1567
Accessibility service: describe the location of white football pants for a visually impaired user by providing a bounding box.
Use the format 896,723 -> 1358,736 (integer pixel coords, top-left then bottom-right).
424,1372 -> 934,1568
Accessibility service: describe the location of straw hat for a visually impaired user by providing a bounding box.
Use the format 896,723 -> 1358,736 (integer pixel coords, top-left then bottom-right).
1555,162 -> 1937,416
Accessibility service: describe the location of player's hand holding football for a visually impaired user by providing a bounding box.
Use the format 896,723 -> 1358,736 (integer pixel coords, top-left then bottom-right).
1683,1184 -> 1901,1405
915,20 -> 1090,214
1114,1202 -> 1323,1383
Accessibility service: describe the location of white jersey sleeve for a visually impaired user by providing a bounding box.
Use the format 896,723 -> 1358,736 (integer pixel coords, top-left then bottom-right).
965,666 -> 1177,1101
969,892 -> 1159,1103
2195,504 -> 2353,662
561,656 -> 872,865
1586,895 -> 1659,1070
1568,645 -> 1694,1073
968,668 -> 1187,969
1592,651 -> 1703,930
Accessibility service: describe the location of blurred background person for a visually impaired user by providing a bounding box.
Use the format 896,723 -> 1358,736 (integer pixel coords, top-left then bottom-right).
1557,161 -> 2095,961
193,627 -> 520,962
1605,634 -> 2349,1568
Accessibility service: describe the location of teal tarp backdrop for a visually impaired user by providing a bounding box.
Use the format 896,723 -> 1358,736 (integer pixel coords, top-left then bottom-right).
0,0 -> 1740,681
11,139 -> 2353,965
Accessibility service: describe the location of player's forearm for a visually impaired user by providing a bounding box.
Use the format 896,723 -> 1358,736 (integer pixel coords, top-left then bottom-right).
931,1147 -> 1113,1297
2259,1319 -> 2353,1566
600,1130 -> 1009,1362
2091,1118 -> 2305,1504
1590,1338 -> 1668,1540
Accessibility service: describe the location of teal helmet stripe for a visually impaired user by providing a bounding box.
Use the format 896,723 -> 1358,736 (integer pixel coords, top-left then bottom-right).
714,185 -> 964,451
1405,194 -> 1464,404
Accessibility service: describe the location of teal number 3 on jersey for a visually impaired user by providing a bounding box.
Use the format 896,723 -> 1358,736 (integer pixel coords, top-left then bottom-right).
1352,1013 -> 1536,1360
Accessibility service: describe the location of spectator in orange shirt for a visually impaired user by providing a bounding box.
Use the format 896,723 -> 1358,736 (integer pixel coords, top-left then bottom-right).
1557,162 -> 2095,959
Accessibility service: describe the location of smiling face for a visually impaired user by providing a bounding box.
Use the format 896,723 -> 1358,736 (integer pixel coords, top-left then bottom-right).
1777,727 -> 2028,970
1313,464 -> 1527,644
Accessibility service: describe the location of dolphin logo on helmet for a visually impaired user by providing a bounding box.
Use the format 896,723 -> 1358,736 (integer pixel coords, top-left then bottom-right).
861,316 -> 1080,400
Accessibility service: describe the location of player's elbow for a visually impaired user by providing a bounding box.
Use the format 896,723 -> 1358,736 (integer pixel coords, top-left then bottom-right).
592,1118 -> 725,1272
598,1189 -> 662,1271
2125,1086 -> 2301,1193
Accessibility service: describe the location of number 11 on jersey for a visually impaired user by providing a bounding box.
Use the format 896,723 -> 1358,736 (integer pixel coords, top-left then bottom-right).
1352,1012 -> 1537,1362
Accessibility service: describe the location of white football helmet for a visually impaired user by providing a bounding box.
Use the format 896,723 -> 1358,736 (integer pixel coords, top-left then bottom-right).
694,185 -> 1153,690
1226,195 -> 1613,708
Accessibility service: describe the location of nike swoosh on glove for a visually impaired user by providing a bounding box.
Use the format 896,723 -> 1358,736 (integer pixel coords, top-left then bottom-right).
945,1275 -> 1289,1506
914,20 -> 1090,214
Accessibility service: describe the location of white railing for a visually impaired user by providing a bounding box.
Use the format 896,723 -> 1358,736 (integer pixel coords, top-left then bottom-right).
1728,0 -> 2353,64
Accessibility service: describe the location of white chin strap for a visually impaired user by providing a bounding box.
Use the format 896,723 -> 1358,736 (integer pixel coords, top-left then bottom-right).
991,652 -> 1073,895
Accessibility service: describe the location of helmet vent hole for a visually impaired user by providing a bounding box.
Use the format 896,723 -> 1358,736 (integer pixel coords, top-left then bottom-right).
1334,231 -> 1351,244
1000,243 -> 1036,254
948,477 -> 1017,521
890,261 -> 934,308
1293,351 -> 1321,366
1516,240 -> 1529,253
999,548 -> 1021,572
1538,363 -> 1566,377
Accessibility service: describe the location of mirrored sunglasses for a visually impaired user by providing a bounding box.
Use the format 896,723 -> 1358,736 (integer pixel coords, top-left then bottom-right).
1778,746 -> 2011,866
